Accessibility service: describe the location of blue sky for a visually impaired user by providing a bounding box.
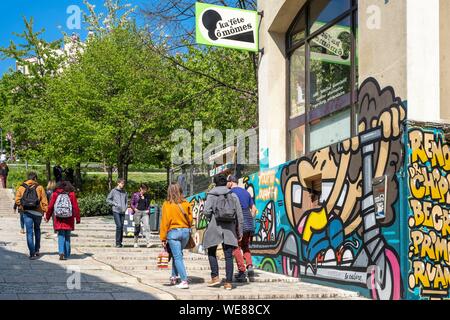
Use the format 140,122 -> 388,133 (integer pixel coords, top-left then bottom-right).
0,0 -> 149,75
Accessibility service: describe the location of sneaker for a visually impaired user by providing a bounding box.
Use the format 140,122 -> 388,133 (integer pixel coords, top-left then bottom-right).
224,282 -> 233,290
146,243 -> 152,248
34,251 -> 40,257
207,276 -> 221,287
115,244 -> 123,248
234,272 -> 247,283
247,265 -> 255,277
20,229 -> 25,234
134,243 -> 139,248
176,281 -> 189,289
29,255 -> 38,260
169,277 -> 178,286
59,254 -> 66,261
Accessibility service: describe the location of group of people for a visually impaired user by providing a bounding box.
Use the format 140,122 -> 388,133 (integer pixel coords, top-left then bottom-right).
13,169 -> 256,292
14,172 -> 81,260
0,162 -> 9,188
107,181 -> 153,248
158,173 -> 256,291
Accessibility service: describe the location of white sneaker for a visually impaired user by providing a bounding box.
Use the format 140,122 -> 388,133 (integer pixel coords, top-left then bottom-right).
134,243 -> 139,248
176,281 -> 189,289
146,243 -> 152,248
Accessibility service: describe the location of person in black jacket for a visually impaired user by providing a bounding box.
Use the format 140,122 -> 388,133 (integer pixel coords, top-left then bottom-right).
0,162 -> 9,188
53,165 -> 63,183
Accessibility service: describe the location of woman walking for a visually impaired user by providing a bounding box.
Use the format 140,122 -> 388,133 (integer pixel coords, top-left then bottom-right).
160,183 -> 193,289
45,181 -> 81,260
203,173 -> 243,291
131,184 -> 152,248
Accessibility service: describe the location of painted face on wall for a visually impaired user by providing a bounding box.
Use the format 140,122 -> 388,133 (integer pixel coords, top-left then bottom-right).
281,78 -> 406,265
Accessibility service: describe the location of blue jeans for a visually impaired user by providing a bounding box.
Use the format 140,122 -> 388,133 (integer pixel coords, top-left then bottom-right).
20,212 -> 25,229
113,212 -> 125,246
58,230 -> 71,258
23,212 -> 42,257
167,228 -> 190,282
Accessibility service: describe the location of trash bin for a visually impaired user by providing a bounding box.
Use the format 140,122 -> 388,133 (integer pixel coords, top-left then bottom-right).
149,205 -> 161,232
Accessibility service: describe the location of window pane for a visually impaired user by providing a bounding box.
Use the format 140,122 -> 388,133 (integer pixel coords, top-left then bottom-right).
290,125 -> 305,160
309,0 -> 351,34
290,11 -> 306,45
290,45 -> 306,118
309,17 -> 351,111
310,107 -> 351,151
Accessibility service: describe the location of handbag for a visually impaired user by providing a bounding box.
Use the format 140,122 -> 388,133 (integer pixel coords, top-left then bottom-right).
157,249 -> 170,269
176,203 -> 196,250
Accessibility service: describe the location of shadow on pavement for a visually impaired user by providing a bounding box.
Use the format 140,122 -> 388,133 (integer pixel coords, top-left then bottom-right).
0,246 -> 162,300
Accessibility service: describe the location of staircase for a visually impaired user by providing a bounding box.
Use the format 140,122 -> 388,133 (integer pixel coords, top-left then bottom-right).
0,188 -> 14,216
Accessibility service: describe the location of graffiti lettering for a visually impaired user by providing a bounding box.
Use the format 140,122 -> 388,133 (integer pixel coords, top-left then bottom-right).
408,128 -> 450,299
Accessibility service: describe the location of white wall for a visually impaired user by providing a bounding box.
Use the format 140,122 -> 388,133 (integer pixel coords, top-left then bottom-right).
407,0 -> 441,122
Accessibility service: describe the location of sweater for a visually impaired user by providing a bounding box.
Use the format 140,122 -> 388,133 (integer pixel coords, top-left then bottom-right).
160,201 -> 193,241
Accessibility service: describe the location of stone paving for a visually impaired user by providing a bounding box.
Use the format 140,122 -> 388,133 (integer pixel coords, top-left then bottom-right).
0,188 -> 366,300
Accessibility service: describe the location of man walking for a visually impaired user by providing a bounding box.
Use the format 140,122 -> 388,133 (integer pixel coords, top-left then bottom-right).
227,175 -> 258,281
203,173 -> 243,290
107,179 -> 128,248
15,172 -> 48,259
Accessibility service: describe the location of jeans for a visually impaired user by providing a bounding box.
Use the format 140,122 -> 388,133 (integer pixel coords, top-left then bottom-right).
23,212 -> 42,257
58,230 -> 71,258
19,212 -> 25,230
167,228 -> 190,281
233,232 -> 254,273
208,244 -> 235,283
133,210 -> 151,243
113,212 -> 125,246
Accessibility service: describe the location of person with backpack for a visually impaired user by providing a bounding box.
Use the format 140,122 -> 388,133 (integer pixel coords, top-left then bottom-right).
45,181 -> 81,260
227,175 -> 258,282
15,172 -> 48,259
160,182 -> 193,289
106,179 -> 128,248
203,173 -> 244,291
131,184 -> 152,248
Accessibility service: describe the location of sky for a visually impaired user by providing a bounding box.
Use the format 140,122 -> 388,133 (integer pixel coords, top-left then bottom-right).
0,0 -> 149,75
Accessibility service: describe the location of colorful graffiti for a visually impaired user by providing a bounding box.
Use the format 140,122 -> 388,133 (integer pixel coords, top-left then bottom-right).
189,192 -> 208,254
248,78 -> 405,300
187,78 -> 406,300
407,127 -> 450,300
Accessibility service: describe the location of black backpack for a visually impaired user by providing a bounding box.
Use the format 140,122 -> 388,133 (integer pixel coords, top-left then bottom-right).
210,191 -> 237,222
20,183 -> 40,210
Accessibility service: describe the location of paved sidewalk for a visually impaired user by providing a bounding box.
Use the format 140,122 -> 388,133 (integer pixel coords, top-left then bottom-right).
0,188 -> 365,300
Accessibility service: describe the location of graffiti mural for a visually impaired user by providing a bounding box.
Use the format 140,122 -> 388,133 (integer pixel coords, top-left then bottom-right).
407,127 -> 450,300
189,192 -> 208,254
187,78 -> 407,300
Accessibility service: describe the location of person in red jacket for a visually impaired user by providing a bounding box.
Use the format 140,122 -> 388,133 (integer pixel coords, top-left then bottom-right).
45,181 -> 81,260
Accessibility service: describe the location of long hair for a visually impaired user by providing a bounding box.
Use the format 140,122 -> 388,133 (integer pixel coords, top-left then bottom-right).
166,182 -> 185,204
57,180 -> 75,193
47,180 -> 56,191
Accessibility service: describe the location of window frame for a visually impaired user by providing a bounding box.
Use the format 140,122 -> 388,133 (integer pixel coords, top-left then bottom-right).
286,0 -> 358,160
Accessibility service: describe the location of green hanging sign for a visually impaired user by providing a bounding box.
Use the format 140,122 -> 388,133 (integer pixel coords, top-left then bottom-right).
195,2 -> 259,52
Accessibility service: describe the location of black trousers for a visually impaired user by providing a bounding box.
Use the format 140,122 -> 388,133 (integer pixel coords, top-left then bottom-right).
208,244 -> 235,283
113,212 -> 125,246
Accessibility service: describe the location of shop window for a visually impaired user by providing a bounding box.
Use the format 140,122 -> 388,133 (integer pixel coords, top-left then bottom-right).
310,107 -> 351,152
309,0 -> 351,34
287,0 -> 357,158
290,45 -> 306,118
290,10 -> 306,46
289,125 -> 305,160
309,17 -> 351,111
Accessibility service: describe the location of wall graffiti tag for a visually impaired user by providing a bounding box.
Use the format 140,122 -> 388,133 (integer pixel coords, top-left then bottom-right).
408,128 -> 450,300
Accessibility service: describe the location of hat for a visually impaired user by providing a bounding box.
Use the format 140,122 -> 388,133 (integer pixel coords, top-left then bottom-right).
227,175 -> 238,183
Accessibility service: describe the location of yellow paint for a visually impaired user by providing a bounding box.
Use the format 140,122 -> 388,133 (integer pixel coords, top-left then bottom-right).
302,207 -> 328,243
